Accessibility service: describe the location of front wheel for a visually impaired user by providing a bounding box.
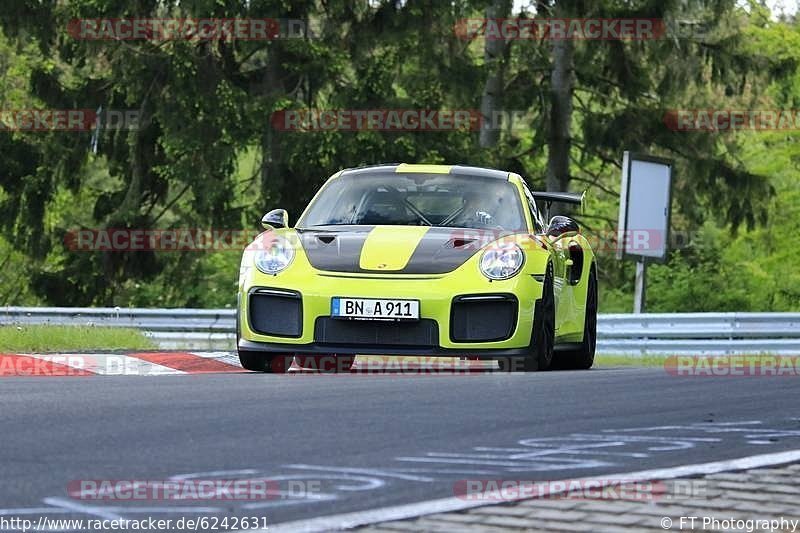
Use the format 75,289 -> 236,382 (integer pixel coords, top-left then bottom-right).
511,262 -> 555,372
555,267 -> 597,370
238,350 -> 293,373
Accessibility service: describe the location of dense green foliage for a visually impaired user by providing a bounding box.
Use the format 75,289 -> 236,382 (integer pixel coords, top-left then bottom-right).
0,0 -> 798,311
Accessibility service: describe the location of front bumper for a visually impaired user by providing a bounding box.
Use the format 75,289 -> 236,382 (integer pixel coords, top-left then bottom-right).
238,267 -> 544,355
237,338 -> 531,358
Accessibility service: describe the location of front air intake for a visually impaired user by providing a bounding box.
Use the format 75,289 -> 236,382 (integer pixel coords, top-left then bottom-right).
450,294 -> 517,342
248,288 -> 302,337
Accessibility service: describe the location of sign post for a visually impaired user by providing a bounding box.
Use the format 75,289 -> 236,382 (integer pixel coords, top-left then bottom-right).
617,152 -> 674,314
633,261 -> 647,313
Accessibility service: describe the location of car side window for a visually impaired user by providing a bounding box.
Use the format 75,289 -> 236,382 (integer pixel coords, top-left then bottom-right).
521,182 -> 546,234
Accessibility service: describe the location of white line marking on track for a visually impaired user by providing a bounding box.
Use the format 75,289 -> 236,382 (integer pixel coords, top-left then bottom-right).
0,508 -> 72,515
42,497 -> 124,522
474,445 -> 650,458
394,454 -> 612,470
241,495 -> 338,510
168,469 -> 259,481
393,457 -> 534,467
613,420 -> 765,431
287,465 -> 436,483
262,448 -> 800,533
268,473 -> 384,492
378,467 -> 499,475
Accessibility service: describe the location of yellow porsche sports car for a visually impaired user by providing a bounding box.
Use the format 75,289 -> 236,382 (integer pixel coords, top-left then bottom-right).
237,164 -> 597,373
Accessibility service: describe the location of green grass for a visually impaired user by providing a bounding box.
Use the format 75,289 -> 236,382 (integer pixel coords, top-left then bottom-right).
594,354 -> 670,367
0,325 -> 156,352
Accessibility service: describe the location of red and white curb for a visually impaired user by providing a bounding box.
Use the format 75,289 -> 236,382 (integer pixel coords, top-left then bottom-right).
0,354 -> 509,377
0,351 -> 244,376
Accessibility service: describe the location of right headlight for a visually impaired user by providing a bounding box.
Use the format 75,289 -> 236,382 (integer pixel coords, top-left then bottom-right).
254,237 -> 295,275
479,243 -> 525,280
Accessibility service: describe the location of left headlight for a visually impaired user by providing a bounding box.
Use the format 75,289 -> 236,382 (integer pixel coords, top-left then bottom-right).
254,238 -> 295,275
479,243 -> 525,280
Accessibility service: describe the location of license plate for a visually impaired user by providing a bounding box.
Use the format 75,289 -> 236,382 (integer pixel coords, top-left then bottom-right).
331,297 -> 419,321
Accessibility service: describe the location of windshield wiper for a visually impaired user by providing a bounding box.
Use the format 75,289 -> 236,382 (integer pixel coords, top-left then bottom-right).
304,223 -> 360,227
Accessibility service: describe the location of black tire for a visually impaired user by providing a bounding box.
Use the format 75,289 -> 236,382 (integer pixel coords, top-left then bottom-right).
555,266 -> 597,370
516,262 -> 555,372
238,350 -> 293,373
295,355 -> 355,373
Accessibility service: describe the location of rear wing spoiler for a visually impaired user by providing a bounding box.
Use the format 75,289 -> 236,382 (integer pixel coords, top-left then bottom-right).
532,191 -> 585,218
532,191 -> 584,206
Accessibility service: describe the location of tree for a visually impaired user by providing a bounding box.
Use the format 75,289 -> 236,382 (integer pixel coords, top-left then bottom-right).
0,0 -> 796,309
479,0 -> 513,148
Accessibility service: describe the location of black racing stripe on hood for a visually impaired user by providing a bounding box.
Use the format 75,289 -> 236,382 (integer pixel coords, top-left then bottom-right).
299,226 -> 512,274
299,226 -> 373,273
403,228 -> 511,274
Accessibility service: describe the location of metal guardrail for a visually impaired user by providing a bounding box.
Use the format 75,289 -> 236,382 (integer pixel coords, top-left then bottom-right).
2,307 -> 800,355
1,307 -> 237,350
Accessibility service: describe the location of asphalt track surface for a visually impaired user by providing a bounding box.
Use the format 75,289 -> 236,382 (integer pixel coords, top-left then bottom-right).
2,365 -> 799,529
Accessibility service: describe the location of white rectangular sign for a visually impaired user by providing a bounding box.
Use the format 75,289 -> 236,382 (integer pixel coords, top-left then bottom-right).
617,152 -> 673,262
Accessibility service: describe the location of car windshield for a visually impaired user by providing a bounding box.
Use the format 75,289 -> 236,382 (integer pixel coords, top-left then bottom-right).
298,173 -> 527,231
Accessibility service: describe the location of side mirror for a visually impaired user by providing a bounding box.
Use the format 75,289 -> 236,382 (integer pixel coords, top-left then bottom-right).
546,215 -> 579,238
261,208 -> 289,230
